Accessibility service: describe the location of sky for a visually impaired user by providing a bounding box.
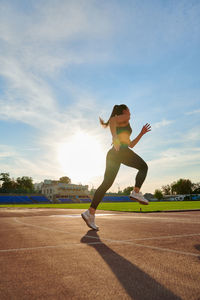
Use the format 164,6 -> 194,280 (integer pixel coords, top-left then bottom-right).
0,0 -> 200,194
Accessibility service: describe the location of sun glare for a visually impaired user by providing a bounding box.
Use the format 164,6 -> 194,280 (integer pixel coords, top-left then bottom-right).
57,131 -> 105,184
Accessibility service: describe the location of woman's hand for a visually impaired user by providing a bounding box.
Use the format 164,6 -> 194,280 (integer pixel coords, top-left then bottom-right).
129,123 -> 151,149
140,123 -> 151,135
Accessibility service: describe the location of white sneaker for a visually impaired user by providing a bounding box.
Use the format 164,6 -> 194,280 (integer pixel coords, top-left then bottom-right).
130,190 -> 149,205
81,209 -> 99,231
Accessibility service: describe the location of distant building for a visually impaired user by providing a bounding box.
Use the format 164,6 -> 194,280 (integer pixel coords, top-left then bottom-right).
163,194 -> 200,201
144,193 -> 157,201
162,195 -> 185,201
34,179 -> 89,202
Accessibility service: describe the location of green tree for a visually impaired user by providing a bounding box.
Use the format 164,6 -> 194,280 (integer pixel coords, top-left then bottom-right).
0,173 -> 14,193
0,173 -> 34,194
1,180 -> 17,193
123,186 -> 134,195
59,176 -> 71,184
192,182 -> 200,194
161,184 -> 171,195
117,190 -> 124,195
154,189 -> 163,201
171,178 -> 192,195
0,172 -> 10,183
16,176 -> 34,193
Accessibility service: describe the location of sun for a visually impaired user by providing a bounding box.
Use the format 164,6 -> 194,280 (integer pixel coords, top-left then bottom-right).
57,131 -> 105,184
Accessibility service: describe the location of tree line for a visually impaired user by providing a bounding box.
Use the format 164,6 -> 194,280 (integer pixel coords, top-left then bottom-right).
154,178 -> 200,200
105,178 -> 199,199
109,178 -> 200,197
0,173 -> 71,194
1,173 -> 199,198
0,173 -> 34,194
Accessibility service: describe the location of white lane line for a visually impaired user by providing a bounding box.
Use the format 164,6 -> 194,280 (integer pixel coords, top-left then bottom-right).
0,242 -> 104,253
9,217 -> 200,258
14,217 -> 75,234
13,217 -> 200,244
119,215 -> 200,224
119,241 -> 200,257
13,217 -> 115,243
14,217 -> 200,244
161,213 -> 200,217
33,213 -> 200,224
124,233 -> 200,242
49,214 -> 117,218
12,217 -> 132,245
0,238 -> 199,258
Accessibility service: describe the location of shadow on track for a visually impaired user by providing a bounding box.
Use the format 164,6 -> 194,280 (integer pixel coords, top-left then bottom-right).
81,230 -> 181,300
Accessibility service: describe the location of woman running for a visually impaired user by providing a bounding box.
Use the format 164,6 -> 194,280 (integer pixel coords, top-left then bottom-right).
81,104 -> 151,230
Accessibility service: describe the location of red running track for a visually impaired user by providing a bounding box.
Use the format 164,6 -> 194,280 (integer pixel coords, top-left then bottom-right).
0,208 -> 200,300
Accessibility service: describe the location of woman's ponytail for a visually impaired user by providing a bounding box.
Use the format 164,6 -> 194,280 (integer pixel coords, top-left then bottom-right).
99,117 -> 109,128
99,104 -> 128,128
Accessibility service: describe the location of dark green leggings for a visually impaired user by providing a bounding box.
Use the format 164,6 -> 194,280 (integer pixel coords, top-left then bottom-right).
90,147 -> 148,209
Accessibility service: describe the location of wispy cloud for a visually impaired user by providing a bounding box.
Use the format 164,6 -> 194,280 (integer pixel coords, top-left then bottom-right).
185,109 -> 200,115
149,147 -> 200,168
152,119 -> 174,129
0,155 -> 61,181
184,127 -> 200,142
0,0 -> 115,136
0,0 -> 114,74
0,145 -> 17,159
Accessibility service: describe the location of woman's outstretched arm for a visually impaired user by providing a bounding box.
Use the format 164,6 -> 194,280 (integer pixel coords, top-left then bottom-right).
129,123 -> 151,148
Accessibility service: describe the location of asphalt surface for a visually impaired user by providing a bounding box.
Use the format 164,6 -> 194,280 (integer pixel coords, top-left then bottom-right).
0,208 -> 200,300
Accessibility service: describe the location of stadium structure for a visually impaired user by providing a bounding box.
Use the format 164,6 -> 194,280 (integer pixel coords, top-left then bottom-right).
0,180 -> 91,204
0,194 -> 50,204
0,178 -> 134,204
34,179 -> 91,203
1,178 -> 199,204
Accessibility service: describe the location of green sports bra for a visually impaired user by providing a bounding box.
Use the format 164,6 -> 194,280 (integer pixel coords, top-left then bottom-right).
116,123 -> 132,135
115,123 -> 132,147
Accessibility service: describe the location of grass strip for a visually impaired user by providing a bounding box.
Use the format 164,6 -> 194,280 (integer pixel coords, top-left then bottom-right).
0,201 -> 200,212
